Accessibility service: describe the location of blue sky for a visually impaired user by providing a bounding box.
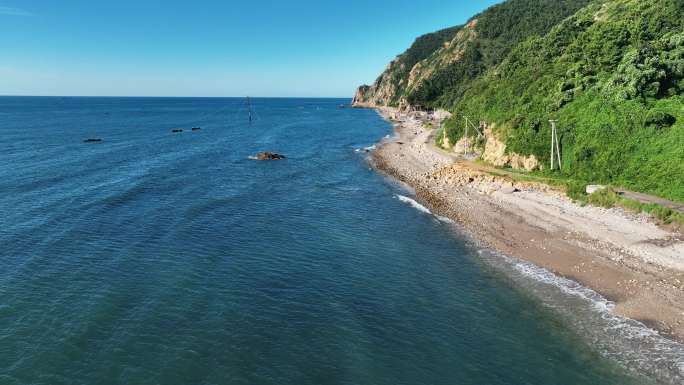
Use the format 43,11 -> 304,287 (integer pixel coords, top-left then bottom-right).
0,1 -> 500,97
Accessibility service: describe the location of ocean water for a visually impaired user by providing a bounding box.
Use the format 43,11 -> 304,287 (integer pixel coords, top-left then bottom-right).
0,97 -> 670,384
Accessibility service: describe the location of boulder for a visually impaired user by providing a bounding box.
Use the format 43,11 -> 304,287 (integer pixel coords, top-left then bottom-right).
586,185 -> 607,194
255,152 -> 286,161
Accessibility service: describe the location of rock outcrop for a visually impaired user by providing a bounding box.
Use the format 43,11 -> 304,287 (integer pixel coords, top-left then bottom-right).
352,85 -> 372,108
482,127 -> 540,171
254,152 -> 286,161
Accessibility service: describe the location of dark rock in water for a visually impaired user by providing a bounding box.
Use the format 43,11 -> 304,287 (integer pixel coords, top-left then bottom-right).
191,127 -> 201,131
254,152 -> 286,161
83,138 -> 103,143
172,129 -> 183,133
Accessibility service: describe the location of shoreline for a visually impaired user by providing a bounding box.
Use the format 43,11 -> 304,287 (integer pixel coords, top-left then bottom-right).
364,106 -> 684,376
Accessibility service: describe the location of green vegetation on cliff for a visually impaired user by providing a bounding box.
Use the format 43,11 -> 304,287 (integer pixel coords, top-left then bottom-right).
356,0 -> 591,108
406,0 -> 592,107
363,26 -> 461,106
451,0 -> 684,201
400,26 -> 461,74
357,0 -> 684,203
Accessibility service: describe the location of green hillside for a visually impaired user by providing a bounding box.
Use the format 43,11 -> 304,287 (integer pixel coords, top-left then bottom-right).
354,0 -> 591,107
406,0 -> 592,108
451,0 -> 684,201
354,26 -> 460,106
355,0 -> 684,203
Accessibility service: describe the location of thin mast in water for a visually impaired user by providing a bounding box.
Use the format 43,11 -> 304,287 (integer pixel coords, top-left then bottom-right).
247,96 -> 252,124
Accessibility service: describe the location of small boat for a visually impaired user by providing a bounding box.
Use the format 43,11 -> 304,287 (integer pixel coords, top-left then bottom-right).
83,138 -> 103,143
172,129 -> 183,133
191,127 -> 201,131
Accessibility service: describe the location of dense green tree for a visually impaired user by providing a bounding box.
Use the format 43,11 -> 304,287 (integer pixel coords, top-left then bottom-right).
406,0 -> 592,108
451,0 -> 684,201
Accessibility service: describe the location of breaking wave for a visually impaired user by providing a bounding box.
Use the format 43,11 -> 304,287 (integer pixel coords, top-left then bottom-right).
354,144 -> 377,153
395,194 -> 454,224
476,249 -> 684,384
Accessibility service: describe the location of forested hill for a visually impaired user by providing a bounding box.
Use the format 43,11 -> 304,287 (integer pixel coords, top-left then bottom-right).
352,0 -> 592,108
354,0 -> 684,203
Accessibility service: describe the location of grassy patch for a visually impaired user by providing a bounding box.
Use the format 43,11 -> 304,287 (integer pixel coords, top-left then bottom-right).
581,189 -> 684,227
640,204 -> 684,226
585,188 -> 620,208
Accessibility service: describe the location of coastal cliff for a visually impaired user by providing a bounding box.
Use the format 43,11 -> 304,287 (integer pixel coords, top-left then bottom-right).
355,0 -> 684,203
353,0 -> 591,110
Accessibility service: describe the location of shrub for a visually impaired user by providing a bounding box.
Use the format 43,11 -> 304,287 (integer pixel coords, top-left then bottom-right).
586,189 -> 620,208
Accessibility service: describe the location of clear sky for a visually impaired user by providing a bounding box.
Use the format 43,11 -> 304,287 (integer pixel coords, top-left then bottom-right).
0,1 -> 501,97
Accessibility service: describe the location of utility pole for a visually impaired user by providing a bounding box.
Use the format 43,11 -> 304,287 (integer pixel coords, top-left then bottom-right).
549,120 -> 562,170
464,116 -> 469,157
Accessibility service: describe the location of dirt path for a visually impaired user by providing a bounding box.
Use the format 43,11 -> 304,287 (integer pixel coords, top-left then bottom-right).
616,189 -> 684,215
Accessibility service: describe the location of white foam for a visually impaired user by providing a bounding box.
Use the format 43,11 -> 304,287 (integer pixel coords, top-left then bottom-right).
354,144 -> 377,153
436,215 -> 455,224
395,194 -> 432,215
477,249 -> 684,383
395,195 -> 454,224
511,257 -> 615,312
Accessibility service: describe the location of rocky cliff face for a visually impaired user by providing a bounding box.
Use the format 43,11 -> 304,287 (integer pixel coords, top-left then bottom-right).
352,23 -> 475,109
351,85 -> 371,107
352,24 -> 462,109
403,19 -> 479,98
353,59 -> 409,108
352,0 -> 592,110
481,126 -> 540,171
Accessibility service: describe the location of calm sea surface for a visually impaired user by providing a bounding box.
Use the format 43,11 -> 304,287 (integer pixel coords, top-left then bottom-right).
0,97 -> 664,384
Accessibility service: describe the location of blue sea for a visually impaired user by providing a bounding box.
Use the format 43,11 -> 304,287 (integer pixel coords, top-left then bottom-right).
0,97 -> 680,384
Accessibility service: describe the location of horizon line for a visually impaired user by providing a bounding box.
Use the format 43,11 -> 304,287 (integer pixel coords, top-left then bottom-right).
0,94 -> 353,99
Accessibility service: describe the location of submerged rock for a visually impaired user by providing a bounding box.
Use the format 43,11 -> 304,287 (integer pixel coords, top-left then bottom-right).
254,152 -> 286,161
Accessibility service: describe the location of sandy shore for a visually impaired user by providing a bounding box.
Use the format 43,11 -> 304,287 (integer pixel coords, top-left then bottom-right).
368,106 -> 684,344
